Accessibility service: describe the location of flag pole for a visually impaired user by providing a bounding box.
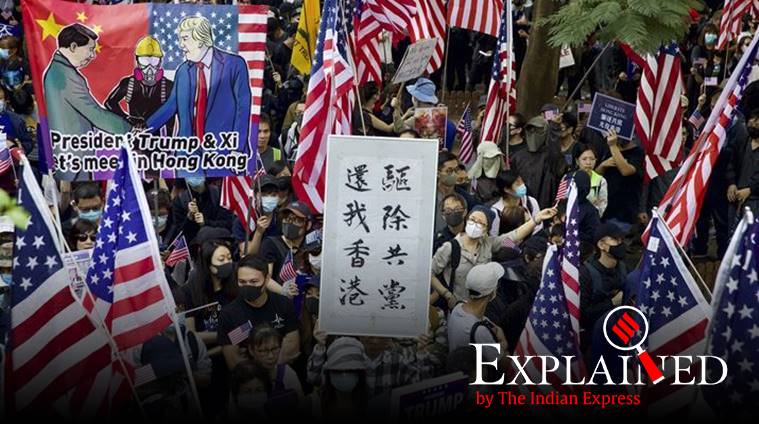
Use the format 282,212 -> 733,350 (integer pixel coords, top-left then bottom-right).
340,1 -> 368,135
722,3 -> 735,81
441,27 -> 451,103
561,42 -> 612,111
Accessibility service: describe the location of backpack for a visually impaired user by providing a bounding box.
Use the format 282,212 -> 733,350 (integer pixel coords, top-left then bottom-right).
469,319 -> 498,344
437,239 -> 462,291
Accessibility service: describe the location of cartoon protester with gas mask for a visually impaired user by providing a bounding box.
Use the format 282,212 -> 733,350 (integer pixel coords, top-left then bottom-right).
105,35 -> 174,136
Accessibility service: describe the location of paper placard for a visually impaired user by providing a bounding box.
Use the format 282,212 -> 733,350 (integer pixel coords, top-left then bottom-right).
559,44 -> 575,69
586,93 -> 637,140
392,38 -> 439,85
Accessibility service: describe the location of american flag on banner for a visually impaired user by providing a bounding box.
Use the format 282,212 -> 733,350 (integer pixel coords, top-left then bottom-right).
514,243 -> 586,390
718,0 -> 757,50
0,131 -> 12,175
636,212 -> 710,414
8,158 -> 111,411
221,157 -> 267,234
651,34 -> 759,245
278,251 -> 299,283
456,103 -> 475,166
409,0 -> 447,73
447,0 -> 503,37
622,43 -> 684,181
293,0 -> 355,213
85,147 -> 175,349
165,234 -> 190,267
703,213 -> 759,413
560,176 -> 581,342
479,0 -> 516,145
228,320 -> 253,345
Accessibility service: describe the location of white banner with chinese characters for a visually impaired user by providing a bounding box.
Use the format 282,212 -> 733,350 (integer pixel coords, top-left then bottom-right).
319,136 -> 437,338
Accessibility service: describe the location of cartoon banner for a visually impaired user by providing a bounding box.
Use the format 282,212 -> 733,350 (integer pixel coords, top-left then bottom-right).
21,0 -> 267,180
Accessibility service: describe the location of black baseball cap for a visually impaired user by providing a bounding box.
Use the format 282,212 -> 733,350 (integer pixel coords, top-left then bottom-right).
259,174 -> 279,191
282,200 -> 313,221
594,223 -> 625,244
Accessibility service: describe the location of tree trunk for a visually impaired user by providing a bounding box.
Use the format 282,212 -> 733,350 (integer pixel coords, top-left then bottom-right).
516,0 -> 561,117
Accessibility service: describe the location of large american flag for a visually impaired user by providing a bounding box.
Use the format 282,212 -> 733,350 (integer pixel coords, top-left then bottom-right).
704,213 -> 759,413
150,4 -> 267,174
85,147 -> 175,350
623,43 -> 684,181
718,0 -> 757,50
456,103 -> 475,166
560,176 -> 581,343
8,158 -> 111,411
653,33 -> 759,245
479,0 -> 516,145
409,0 -> 447,74
293,0 -> 355,213
514,244 -> 585,390
636,212 -> 710,414
447,0 -> 503,37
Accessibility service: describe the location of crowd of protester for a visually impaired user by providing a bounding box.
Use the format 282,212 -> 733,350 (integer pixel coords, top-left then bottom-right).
0,0 -> 758,420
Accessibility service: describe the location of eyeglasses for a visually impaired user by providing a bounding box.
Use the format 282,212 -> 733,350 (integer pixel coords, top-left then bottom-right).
467,219 -> 487,228
78,207 -> 101,213
255,346 -> 280,356
283,215 -> 306,226
77,233 -> 96,242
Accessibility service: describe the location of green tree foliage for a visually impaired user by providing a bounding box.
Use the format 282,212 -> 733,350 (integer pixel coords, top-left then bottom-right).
0,190 -> 29,230
542,0 -> 704,54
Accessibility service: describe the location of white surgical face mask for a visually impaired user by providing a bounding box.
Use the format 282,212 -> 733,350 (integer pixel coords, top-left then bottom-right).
330,372 -> 360,392
308,253 -> 321,271
465,221 -> 485,239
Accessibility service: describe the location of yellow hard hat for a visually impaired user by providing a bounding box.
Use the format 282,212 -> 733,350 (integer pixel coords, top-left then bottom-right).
135,36 -> 164,58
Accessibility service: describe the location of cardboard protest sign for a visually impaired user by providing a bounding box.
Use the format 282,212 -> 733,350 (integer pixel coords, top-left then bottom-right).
319,136 -> 436,338
392,38 -> 439,85
586,93 -> 637,140
22,0 -> 267,180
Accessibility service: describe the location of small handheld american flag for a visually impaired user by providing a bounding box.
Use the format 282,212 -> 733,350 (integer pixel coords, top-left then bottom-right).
456,103 -> 474,166
0,130 -> 13,175
228,320 -> 253,345
165,234 -> 190,267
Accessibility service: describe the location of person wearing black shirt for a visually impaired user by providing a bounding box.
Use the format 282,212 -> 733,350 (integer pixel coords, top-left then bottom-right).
595,129 -> 643,232
433,193 -> 467,254
167,177 -> 235,243
260,200 -> 312,296
727,108 -> 759,222
219,255 -> 299,370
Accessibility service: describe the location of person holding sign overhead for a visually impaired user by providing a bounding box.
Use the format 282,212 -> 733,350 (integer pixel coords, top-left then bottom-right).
595,128 -> 643,233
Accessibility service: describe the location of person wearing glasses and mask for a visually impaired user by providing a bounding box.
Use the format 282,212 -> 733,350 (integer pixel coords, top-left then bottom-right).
431,204 -> 557,308
245,324 -> 303,402
260,200 -> 312,297
219,255 -> 299,370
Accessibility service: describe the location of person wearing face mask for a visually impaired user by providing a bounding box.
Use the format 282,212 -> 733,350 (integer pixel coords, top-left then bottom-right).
498,112 -> 527,156
147,189 -> 172,249
236,175 -> 280,255
260,200 -> 313,296
557,112 -> 578,165
431,204 -> 557,307
63,183 -> 103,231
726,108 -> 759,222
468,141 -> 505,204
579,223 -> 629,346
490,170 -> 542,237
0,83 -> 33,157
595,129 -> 643,233
166,175 -> 234,244
245,324 -> 303,405
308,337 -> 369,420
226,361 -> 273,421
434,151 -> 477,234
0,36 -> 34,115
434,193 -> 468,253
219,255 -> 300,370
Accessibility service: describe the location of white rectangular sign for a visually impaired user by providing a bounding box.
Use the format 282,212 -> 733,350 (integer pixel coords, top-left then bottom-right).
392,38 -> 439,85
319,135 -> 437,338
559,44 -> 575,69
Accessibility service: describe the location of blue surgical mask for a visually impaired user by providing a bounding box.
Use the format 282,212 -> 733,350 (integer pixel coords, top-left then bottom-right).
153,214 -> 168,230
79,209 -> 102,222
261,196 -> 279,213
186,176 -> 205,189
0,49 -> 9,59
0,99 -> 6,113
514,185 -> 527,198
705,33 -> 717,45
1,273 -> 11,285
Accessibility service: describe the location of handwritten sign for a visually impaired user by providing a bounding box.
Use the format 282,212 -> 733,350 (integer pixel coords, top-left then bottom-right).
392,38 -> 439,85
586,93 -> 637,140
391,372 -> 469,421
320,135 -> 436,338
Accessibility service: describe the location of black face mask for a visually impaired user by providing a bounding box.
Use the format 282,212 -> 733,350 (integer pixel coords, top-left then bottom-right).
240,285 -> 263,303
608,244 -> 627,261
283,223 -> 303,240
214,263 -> 234,280
748,126 -> 759,139
267,18 -> 278,33
444,211 -> 465,227
305,297 -> 319,316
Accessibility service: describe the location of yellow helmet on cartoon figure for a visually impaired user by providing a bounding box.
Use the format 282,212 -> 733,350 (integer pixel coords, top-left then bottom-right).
135,36 -> 163,57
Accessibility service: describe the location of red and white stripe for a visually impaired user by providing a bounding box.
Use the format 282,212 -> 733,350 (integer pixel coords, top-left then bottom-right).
456,103 -> 474,165
221,166 -> 265,234
622,43 -> 684,181
561,180 -> 581,341
652,34 -> 759,245
409,0 -> 447,73
368,0 -> 418,35
353,1 -> 384,85
278,252 -> 299,283
447,0 -> 503,37
718,0 -> 753,50
479,0 -> 516,145
238,6 -> 268,126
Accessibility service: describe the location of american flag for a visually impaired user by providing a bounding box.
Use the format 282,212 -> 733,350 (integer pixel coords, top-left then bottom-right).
85,147 -> 175,350
636,212 -> 710,414
688,110 -> 705,131
165,234 -> 190,267
651,34 -> 759,245
456,103 -> 475,166
479,0 -> 516,145
622,43 -> 684,181
149,4 -> 267,174
560,176 -> 581,342
514,244 -> 585,390
279,251 -> 299,284
133,364 -> 158,387
228,320 -> 253,345
554,174 -> 569,202
409,0 -> 447,74
718,0 -> 756,50
0,130 -> 12,175
7,158 -> 111,411
703,213 -> 759,413
447,0 -> 503,37
221,158 -> 267,234
293,0 -> 355,213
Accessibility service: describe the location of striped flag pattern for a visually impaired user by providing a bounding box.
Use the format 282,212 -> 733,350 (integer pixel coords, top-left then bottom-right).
165,234 -> 190,267
228,320 -> 253,345
0,132 -> 12,175
456,103 -> 475,165
293,0 -> 356,213
688,109 -> 705,131
554,174 -> 569,202
7,158 -> 111,411
352,0 -> 383,85
447,0 -> 503,37
238,5 -> 268,147
479,0 -> 516,145
221,161 -> 267,234
622,43 -> 684,181
409,0 -> 447,73
718,0 -> 754,50
278,251 -> 299,283
560,176 -> 581,343
652,33 -> 759,245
